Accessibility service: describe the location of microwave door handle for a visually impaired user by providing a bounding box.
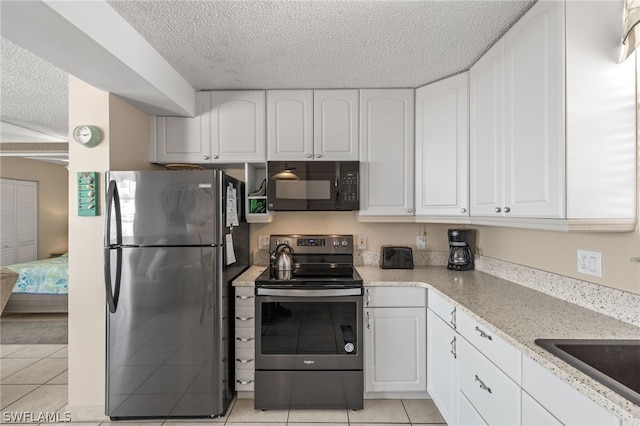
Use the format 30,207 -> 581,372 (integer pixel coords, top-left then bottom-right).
335,161 -> 341,209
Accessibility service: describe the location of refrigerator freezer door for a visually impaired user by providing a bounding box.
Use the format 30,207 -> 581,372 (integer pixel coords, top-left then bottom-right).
106,170 -> 222,247
106,245 -> 227,418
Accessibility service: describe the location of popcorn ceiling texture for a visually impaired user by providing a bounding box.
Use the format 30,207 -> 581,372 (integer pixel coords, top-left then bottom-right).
3,1 -> 534,142
107,1 -> 535,90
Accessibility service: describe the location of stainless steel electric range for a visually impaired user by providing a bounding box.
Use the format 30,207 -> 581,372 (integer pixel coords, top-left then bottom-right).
254,234 -> 363,410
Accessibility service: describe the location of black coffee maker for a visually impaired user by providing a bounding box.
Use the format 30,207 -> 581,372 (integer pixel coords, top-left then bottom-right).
447,229 -> 475,271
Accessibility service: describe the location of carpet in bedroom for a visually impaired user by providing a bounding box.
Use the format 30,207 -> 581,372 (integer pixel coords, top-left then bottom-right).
0,313 -> 68,344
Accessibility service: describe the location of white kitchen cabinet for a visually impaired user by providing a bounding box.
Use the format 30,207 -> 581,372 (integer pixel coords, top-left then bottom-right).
234,286 -> 255,394
427,309 -> 458,425
458,336 -> 521,425
415,72 -> 469,218
211,91 -> 266,163
267,90 -> 314,161
313,90 -> 359,161
458,391 -> 488,426
358,89 -> 415,219
152,91 -> 212,164
364,287 -> 426,395
470,0 -> 563,219
470,0 -> 636,227
522,355 -> 620,426
521,391 -> 562,426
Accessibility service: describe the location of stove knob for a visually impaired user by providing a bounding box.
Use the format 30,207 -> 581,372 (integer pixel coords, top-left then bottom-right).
341,240 -> 348,247
344,342 -> 355,353
333,240 -> 340,249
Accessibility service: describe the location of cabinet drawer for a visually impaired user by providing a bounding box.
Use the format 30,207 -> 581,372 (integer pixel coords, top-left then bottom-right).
235,306 -> 255,328
428,290 -> 458,329
458,390 -> 488,426
235,287 -> 256,307
458,337 -> 520,425
235,347 -> 255,370
365,286 -> 427,307
235,329 -> 255,349
235,369 -> 255,391
457,309 -> 521,384
522,390 -> 561,426
522,355 -> 619,426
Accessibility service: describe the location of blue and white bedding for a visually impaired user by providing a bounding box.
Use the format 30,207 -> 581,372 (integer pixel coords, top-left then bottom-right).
6,254 -> 68,295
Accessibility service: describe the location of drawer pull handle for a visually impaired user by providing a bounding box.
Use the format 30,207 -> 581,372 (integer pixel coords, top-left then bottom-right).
366,288 -> 371,306
236,295 -> 254,300
236,358 -> 254,364
236,379 -> 254,385
450,307 -> 457,329
236,337 -> 255,342
475,375 -> 492,393
236,316 -> 254,321
366,310 -> 371,329
475,326 -> 493,340
450,336 -> 457,359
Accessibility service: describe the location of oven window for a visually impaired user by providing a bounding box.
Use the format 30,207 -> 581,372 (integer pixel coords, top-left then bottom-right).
259,301 -> 358,355
275,181 -> 331,200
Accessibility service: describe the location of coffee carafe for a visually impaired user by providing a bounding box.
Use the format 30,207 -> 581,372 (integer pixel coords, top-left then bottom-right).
447,229 -> 475,271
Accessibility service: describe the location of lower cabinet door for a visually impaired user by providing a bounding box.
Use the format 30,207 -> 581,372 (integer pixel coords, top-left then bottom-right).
365,307 -> 426,392
458,337 -> 520,425
458,391 -> 488,426
426,309 -> 458,424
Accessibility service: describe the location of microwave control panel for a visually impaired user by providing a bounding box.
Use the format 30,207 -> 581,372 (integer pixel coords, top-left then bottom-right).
340,172 -> 358,202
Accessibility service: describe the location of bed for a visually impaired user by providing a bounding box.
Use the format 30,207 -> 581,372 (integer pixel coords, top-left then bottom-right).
2,254 -> 68,314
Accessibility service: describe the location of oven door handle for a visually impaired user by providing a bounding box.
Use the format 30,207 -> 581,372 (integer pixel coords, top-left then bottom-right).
256,288 -> 362,297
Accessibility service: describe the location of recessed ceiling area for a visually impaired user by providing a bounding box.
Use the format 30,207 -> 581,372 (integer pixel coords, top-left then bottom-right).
0,0 -> 536,151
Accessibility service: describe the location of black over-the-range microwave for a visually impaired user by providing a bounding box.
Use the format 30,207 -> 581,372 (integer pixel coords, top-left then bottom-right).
267,161 -> 359,211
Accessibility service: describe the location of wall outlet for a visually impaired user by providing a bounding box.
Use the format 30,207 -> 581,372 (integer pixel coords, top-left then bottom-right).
577,250 -> 602,277
258,235 -> 270,250
416,235 -> 426,250
357,234 -> 367,250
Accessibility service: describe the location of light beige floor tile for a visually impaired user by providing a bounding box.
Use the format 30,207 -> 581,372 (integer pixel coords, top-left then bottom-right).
0,358 -> 39,380
225,424 -> 286,426
0,384 -> 38,410
287,423 -> 348,426
47,370 -> 68,385
49,346 -> 68,358
6,344 -> 66,359
2,358 -> 67,384
226,398 -> 288,423
287,408 -> 349,423
347,399 -> 410,424
402,399 -> 446,424
353,424 -> 412,426
411,424 -> 447,426
2,384 -> 67,413
0,345 -> 30,358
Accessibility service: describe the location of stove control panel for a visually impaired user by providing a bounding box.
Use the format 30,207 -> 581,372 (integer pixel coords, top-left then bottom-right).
270,235 -> 354,254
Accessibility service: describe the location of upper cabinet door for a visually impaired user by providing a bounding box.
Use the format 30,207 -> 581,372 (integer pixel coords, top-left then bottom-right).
154,91 -> 212,164
415,73 -> 469,217
359,89 -> 415,217
503,0 -> 564,218
469,40 -> 504,217
211,91 -> 266,163
314,90 -> 359,161
267,90 -> 314,161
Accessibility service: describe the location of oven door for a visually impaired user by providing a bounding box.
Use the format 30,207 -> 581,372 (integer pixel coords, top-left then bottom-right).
255,288 -> 363,371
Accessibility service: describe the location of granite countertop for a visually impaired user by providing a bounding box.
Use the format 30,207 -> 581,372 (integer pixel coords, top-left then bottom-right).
232,264 -> 640,423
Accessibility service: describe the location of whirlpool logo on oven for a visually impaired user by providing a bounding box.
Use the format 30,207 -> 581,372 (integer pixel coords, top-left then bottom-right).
303,360 -> 315,365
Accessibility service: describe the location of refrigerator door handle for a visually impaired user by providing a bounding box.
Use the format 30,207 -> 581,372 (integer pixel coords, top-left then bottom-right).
105,179 -> 123,247
104,247 -> 122,313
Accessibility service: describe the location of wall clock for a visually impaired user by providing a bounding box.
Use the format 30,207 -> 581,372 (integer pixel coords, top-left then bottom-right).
72,125 -> 102,148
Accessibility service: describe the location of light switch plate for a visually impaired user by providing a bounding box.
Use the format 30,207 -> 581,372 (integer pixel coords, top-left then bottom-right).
259,235 -> 270,250
357,234 -> 367,250
416,235 -> 426,250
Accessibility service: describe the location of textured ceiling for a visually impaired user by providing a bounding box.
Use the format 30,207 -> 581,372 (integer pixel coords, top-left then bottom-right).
1,0 -> 536,145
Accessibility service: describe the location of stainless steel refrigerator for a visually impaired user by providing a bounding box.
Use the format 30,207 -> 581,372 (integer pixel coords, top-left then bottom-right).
104,170 -> 249,419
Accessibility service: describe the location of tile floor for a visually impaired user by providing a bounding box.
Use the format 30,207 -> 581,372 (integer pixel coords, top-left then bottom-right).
1,344 -> 446,425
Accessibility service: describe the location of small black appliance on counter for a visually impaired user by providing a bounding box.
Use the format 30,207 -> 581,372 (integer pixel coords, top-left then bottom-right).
447,229 -> 475,271
380,246 -> 414,269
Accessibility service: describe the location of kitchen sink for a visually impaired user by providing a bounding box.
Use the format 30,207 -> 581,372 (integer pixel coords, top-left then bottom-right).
535,339 -> 640,407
